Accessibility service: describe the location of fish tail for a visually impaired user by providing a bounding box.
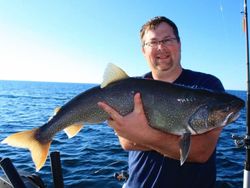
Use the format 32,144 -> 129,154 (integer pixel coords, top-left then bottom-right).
1,129 -> 51,172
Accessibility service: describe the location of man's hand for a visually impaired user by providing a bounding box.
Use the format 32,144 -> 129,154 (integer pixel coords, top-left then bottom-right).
98,93 -> 153,145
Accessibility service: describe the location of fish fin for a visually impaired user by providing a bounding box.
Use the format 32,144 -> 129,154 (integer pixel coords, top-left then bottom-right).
179,132 -> 191,165
64,124 -> 83,138
53,107 -> 61,115
48,107 -> 61,121
189,105 -> 209,129
101,63 -> 129,88
31,140 -> 51,172
1,129 -> 51,171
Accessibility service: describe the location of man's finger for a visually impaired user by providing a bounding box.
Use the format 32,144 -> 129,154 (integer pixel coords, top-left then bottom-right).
97,102 -> 121,121
133,93 -> 144,114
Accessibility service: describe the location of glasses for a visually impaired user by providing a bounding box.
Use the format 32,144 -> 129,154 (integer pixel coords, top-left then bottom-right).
144,37 -> 178,48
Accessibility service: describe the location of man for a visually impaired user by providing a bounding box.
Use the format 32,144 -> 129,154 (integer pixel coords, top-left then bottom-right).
98,16 -> 224,188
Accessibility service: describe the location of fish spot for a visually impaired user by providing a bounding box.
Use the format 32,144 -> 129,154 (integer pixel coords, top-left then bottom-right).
177,97 -> 196,104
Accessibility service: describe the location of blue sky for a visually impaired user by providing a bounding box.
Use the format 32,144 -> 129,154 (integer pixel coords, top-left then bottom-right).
0,0 -> 247,90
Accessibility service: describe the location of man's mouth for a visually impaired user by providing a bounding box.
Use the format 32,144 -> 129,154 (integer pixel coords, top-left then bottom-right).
156,54 -> 170,59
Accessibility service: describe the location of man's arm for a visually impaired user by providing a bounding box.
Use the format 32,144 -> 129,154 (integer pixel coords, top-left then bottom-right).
98,93 -> 222,163
118,136 -> 150,151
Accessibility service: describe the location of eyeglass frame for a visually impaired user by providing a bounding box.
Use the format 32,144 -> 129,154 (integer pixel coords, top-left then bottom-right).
143,37 -> 178,48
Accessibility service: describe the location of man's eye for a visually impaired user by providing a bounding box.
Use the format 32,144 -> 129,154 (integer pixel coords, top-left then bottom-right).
150,41 -> 157,45
162,39 -> 169,43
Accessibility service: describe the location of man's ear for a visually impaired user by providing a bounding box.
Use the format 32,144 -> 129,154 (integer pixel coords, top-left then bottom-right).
141,46 -> 146,56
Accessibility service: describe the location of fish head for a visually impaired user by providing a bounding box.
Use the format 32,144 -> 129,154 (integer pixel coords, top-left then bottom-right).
189,93 -> 245,133
206,93 -> 245,128
209,94 -> 245,127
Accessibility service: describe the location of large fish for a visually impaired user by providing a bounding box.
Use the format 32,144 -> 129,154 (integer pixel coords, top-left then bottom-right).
2,64 -> 244,171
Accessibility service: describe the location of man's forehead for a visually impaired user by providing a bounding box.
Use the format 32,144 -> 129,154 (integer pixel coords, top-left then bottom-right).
144,25 -> 174,40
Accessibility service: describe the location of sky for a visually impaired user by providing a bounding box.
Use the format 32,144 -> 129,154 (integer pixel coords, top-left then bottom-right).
0,0 -> 247,90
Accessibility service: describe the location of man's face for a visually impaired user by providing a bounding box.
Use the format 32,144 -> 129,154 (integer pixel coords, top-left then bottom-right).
142,22 -> 181,76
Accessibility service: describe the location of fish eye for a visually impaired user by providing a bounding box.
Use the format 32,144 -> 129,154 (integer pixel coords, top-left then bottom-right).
222,106 -> 230,112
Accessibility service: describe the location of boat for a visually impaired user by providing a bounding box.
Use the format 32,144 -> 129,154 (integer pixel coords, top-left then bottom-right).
0,152 -> 63,188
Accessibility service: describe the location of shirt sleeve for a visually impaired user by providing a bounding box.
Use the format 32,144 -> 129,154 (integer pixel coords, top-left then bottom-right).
200,75 -> 225,93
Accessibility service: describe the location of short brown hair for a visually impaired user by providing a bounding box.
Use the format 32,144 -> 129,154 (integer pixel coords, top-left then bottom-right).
140,16 -> 180,45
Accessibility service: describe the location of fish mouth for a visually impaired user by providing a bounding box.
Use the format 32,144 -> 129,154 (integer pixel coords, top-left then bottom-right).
221,98 -> 244,126
222,111 -> 240,126
231,112 -> 240,122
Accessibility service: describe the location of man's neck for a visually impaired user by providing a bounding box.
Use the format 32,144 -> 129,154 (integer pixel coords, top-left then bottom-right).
152,68 -> 183,83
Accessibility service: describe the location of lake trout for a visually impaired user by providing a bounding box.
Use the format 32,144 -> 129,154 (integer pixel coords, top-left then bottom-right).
1,63 -> 245,171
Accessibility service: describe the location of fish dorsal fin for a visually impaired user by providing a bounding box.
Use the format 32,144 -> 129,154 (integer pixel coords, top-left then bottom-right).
64,124 -> 83,138
101,63 -> 129,88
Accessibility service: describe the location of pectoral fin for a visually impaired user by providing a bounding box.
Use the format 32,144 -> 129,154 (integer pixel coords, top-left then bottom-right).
64,124 -> 83,138
179,132 -> 191,165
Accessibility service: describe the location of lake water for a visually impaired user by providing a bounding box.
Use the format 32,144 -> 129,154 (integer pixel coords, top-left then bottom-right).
0,80 -> 247,188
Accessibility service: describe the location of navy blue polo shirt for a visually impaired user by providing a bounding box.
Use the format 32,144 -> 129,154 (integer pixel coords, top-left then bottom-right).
125,69 -> 225,188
